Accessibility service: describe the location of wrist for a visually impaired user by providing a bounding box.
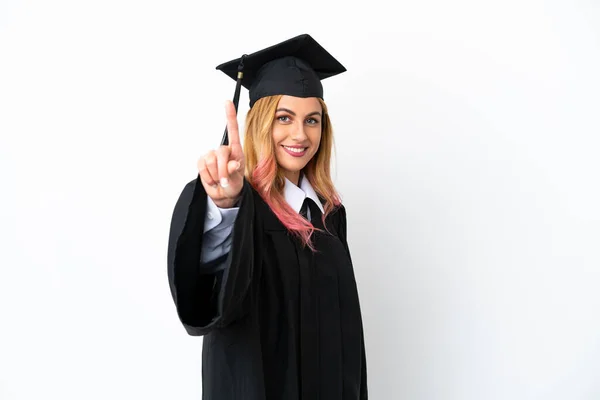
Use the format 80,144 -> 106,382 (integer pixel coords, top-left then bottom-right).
214,196 -> 240,209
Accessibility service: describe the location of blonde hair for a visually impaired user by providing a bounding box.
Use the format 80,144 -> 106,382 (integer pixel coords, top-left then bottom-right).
243,95 -> 341,248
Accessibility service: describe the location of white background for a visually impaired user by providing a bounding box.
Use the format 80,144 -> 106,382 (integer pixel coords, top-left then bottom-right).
1,0 -> 599,399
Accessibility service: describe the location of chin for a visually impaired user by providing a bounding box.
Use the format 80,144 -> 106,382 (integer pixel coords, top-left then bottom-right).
276,150 -> 312,170
276,159 -> 309,177
279,162 -> 307,174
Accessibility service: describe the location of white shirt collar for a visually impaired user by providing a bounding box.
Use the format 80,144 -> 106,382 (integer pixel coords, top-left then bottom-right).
283,175 -> 325,214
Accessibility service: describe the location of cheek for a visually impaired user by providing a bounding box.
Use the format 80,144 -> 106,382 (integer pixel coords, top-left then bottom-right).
271,126 -> 286,145
310,130 -> 322,149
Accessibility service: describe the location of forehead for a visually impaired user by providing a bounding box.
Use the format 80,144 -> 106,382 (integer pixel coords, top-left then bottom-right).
277,95 -> 322,111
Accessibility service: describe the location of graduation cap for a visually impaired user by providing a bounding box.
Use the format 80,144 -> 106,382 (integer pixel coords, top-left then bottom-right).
216,34 -> 347,145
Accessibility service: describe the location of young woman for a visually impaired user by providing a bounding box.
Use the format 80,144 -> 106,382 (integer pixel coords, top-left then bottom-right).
167,34 -> 367,400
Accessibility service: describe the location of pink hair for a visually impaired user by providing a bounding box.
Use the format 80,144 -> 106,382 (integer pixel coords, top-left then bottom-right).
243,95 -> 342,250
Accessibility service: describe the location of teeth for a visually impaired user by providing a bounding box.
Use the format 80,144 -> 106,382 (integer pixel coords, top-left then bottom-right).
284,146 -> 306,153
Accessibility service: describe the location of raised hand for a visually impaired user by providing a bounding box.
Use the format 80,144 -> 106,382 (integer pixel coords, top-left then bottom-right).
197,101 -> 245,208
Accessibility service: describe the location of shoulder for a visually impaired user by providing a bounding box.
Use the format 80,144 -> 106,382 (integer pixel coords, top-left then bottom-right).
329,202 -> 347,220
244,181 -> 287,231
325,203 -> 348,234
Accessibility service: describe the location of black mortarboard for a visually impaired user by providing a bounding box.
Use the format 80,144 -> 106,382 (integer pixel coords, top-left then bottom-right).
216,34 -> 346,145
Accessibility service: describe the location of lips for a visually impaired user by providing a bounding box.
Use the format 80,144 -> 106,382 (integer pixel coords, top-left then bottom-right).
282,145 -> 308,157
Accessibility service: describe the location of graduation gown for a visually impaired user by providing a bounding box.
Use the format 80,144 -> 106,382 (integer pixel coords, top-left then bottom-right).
167,176 -> 368,399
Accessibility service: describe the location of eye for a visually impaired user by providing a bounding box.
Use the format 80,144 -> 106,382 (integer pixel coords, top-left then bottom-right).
277,115 -> 291,123
306,118 -> 320,125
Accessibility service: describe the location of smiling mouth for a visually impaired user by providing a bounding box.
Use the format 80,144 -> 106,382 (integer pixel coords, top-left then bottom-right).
283,146 -> 307,153
282,145 -> 308,157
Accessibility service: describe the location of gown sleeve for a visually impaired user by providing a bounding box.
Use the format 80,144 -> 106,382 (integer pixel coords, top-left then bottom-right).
201,196 -> 239,268
167,176 -> 257,336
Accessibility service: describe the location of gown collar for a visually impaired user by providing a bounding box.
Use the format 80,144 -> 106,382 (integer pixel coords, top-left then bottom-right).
283,174 -> 325,214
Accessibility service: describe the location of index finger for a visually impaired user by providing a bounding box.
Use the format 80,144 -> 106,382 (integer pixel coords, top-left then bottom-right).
225,100 -> 240,146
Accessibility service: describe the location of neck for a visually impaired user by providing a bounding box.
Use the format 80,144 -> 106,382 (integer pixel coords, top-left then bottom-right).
284,170 -> 301,186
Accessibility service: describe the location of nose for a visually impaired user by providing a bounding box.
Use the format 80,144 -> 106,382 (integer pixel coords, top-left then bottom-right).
290,121 -> 308,141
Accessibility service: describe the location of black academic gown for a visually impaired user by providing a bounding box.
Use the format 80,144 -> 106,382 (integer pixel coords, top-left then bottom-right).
167,177 -> 368,400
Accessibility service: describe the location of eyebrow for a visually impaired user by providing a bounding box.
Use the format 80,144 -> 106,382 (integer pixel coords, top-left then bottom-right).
276,108 -> 322,118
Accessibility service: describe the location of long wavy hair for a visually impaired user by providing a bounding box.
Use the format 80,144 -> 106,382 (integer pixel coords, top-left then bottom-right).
243,94 -> 342,249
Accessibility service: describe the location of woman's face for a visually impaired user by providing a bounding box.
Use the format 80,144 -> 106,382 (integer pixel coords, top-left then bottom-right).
272,95 -> 323,184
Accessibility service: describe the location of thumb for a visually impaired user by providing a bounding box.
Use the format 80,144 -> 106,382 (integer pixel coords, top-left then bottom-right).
227,159 -> 242,176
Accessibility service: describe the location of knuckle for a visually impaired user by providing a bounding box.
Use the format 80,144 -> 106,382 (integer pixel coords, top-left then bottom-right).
218,145 -> 231,157
199,171 -> 211,181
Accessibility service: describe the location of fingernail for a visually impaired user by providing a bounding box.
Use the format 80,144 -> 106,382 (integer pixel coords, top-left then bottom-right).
235,161 -> 241,170
220,178 -> 229,188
